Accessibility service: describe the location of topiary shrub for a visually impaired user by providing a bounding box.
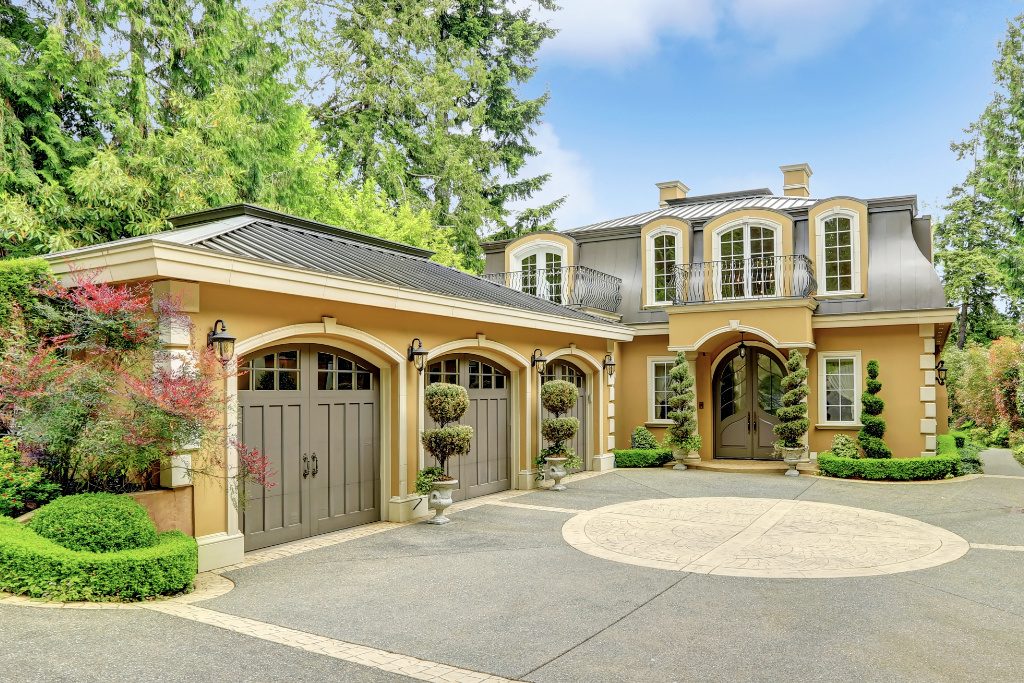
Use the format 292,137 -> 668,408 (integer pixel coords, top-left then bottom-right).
0,517 -> 196,601
773,350 -> 809,451
830,434 -> 860,459
665,352 -> 700,453
540,379 -> 579,468
541,380 -> 578,416
612,449 -> 674,468
630,426 -> 659,450
818,453 -> 960,481
858,360 -> 892,458
29,493 -> 158,553
420,383 -> 473,476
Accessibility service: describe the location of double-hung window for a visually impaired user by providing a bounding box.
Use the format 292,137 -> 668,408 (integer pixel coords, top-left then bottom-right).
649,358 -> 675,421
819,352 -> 860,425
818,212 -> 860,295
647,228 -> 682,306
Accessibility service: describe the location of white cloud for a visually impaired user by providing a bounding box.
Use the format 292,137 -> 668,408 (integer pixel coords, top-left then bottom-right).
513,123 -> 601,230
537,0 -> 885,66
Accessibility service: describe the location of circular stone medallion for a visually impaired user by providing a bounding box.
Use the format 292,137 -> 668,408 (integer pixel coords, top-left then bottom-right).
561,497 -> 969,578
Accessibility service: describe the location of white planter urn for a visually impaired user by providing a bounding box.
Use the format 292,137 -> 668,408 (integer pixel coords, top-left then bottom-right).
545,456 -> 568,491
427,479 -> 459,524
780,446 -> 806,477
672,448 -> 689,471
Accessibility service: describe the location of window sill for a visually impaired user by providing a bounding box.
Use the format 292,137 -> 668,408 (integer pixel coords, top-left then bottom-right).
815,292 -> 864,300
645,420 -> 673,428
814,423 -> 862,430
642,302 -> 673,310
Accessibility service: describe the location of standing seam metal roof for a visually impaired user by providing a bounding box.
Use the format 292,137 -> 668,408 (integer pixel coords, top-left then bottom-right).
566,195 -> 818,233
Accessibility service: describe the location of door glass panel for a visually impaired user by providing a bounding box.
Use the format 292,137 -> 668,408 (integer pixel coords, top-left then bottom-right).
749,225 -> 777,297
278,371 -> 299,391
428,358 -> 459,385
545,252 -> 563,304
277,350 -> 299,370
718,355 -> 746,421
241,350 -> 301,391
521,254 -> 538,296
756,353 -> 784,415
720,227 -> 745,299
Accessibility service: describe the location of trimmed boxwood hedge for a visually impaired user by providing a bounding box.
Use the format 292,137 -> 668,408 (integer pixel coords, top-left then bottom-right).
29,493 -> 158,553
0,517 -> 197,602
613,448 -> 673,468
817,453 -> 961,481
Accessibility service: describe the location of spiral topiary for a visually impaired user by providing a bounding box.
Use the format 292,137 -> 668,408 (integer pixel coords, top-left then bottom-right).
773,350 -> 809,451
858,360 -> 892,458
540,380 -> 579,459
421,382 -> 473,475
666,352 -> 700,452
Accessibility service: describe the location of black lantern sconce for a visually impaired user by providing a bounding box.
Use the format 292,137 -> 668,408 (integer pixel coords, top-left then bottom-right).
603,353 -> 616,378
407,338 -> 429,374
207,319 -> 236,365
737,332 -> 747,359
530,348 -> 548,375
935,359 -> 948,386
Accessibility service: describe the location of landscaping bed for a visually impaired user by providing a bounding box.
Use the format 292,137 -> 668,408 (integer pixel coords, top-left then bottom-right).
612,448 -> 674,468
817,453 -> 962,481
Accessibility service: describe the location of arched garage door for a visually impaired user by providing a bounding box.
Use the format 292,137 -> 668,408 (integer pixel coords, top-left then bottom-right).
238,344 -> 380,551
426,355 -> 511,501
542,359 -> 589,473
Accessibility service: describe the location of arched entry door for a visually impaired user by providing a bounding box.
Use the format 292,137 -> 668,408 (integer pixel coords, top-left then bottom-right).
238,344 -> 381,551
713,347 -> 785,459
542,359 -> 589,472
426,355 -> 511,501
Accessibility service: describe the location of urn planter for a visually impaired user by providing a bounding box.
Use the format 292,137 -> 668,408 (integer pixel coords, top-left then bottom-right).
545,456 -> 568,491
672,449 -> 688,471
780,446 -> 806,477
427,478 -> 459,524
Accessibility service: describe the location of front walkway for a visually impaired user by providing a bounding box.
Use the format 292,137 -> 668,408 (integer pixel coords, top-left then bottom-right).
982,447 -> 1024,477
2,468 -> 1023,682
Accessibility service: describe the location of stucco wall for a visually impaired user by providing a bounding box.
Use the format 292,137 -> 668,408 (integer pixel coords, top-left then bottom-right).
616,334 -> 672,448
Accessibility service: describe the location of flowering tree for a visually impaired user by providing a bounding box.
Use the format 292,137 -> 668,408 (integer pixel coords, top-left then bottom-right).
0,262 -> 273,498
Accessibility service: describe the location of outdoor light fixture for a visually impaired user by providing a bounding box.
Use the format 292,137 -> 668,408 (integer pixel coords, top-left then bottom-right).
737,332 -> 747,359
531,348 -> 548,375
935,359 -> 948,386
407,338 -> 429,374
603,353 -> 616,378
207,320 -> 236,365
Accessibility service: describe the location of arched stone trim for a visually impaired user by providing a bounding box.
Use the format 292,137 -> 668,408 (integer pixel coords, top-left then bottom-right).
709,340 -> 788,378
421,336 -> 529,487
672,322 -> 815,353
702,208 -> 795,263
503,232 -> 577,272
227,317 -> 407,533
542,347 -> 606,471
807,198 -> 869,298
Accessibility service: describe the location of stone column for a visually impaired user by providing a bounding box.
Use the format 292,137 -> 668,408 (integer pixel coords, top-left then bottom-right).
919,324 -> 938,456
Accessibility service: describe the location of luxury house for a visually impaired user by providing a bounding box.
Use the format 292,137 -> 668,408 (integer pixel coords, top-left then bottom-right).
44,163 -> 955,571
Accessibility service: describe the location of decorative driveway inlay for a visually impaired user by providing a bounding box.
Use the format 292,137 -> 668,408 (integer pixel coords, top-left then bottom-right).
562,497 -> 972,578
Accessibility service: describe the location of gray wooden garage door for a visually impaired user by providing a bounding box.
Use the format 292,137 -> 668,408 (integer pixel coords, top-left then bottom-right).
238,344 -> 380,551
426,355 -> 511,501
542,360 -> 589,473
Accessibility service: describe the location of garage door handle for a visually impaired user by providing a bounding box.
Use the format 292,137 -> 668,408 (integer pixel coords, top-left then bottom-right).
302,454 -> 310,479
311,453 -> 319,478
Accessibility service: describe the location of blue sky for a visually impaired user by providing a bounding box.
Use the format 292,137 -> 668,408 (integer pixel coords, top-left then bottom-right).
515,0 -> 1022,230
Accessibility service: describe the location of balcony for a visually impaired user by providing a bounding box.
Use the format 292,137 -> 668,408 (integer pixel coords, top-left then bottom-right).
480,265 -> 623,314
672,255 -> 816,305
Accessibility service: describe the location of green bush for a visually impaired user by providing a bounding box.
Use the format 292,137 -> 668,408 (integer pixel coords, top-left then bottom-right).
774,350 -> 809,450
987,423 -> 1011,447
613,449 -> 673,468
857,360 -> 892,458
414,466 -> 446,496
424,383 -> 469,426
0,438 -> 59,518
829,434 -> 860,459
420,425 -> 473,465
29,493 -> 158,553
0,517 -> 196,601
630,426 -> 659,450
541,417 -> 580,445
1008,430 -> 1024,449
541,380 -> 578,415
665,352 -> 697,449
817,453 -> 960,481
0,258 -> 58,345
1014,445 -> 1024,468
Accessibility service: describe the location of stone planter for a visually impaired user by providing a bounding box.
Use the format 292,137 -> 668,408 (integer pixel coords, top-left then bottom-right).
780,446 -> 807,477
427,478 -> 459,525
545,456 -> 568,491
672,449 -> 688,471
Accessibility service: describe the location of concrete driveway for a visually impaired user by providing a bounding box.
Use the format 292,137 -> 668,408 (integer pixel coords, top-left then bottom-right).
2,465 -> 1022,682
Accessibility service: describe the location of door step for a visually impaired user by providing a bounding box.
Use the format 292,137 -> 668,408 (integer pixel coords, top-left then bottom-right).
686,460 -> 817,474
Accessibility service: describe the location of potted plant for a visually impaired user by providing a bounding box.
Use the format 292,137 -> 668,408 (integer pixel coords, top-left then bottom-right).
419,383 -> 473,524
539,380 -> 579,491
665,352 -> 700,470
774,350 -> 810,476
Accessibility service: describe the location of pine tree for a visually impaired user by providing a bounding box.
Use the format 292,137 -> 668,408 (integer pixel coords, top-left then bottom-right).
857,360 -> 891,459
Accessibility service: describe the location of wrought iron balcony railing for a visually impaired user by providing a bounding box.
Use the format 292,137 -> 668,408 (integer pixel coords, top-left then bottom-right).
480,265 -> 623,314
672,254 -> 816,305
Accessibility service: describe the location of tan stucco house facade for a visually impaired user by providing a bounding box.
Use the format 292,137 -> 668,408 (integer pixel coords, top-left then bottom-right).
45,163 -> 955,571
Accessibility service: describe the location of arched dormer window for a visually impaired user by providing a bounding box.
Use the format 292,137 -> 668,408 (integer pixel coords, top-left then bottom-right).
645,227 -> 683,305
711,220 -> 782,299
509,240 -> 568,304
816,209 -> 861,295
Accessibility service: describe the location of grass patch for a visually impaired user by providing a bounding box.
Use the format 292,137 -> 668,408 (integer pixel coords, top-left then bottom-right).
612,448 -> 674,468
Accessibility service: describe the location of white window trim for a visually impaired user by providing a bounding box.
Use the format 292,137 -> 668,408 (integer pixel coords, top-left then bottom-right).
645,227 -> 684,307
710,218 -> 784,301
509,239 -> 568,272
647,356 -> 677,424
817,350 -> 862,427
815,208 -> 862,296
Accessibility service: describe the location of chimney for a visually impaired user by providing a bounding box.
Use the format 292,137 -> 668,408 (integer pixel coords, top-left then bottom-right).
779,163 -> 812,197
656,180 -> 690,207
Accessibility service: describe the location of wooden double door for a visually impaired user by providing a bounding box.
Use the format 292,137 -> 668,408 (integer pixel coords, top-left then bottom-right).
713,347 -> 785,460
238,344 -> 380,551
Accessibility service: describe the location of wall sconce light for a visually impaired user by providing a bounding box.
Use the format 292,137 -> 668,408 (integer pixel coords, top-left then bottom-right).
603,354 -> 616,378
737,332 -> 747,360
407,338 -> 429,374
207,319 -> 236,366
530,348 -> 548,375
935,359 -> 948,386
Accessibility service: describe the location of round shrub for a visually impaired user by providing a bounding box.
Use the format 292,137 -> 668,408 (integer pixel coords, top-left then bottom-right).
421,425 -> 473,464
541,417 -> 579,446
830,434 -> 860,459
424,383 -> 469,426
0,517 -> 196,602
29,493 -> 158,553
630,426 -> 659,450
541,380 -> 578,416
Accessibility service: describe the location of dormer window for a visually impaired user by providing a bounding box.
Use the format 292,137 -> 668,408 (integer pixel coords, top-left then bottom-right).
816,210 -> 861,295
646,227 -> 683,306
510,240 -> 567,304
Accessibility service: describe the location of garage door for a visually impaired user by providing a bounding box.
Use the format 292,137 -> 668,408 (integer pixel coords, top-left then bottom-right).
426,355 -> 511,501
542,359 -> 589,473
238,344 -> 380,551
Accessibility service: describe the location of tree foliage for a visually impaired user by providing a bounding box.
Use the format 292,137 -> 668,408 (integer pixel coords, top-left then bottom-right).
857,360 -> 891,459
773,350 -> 809,451
665,352 -> 699,451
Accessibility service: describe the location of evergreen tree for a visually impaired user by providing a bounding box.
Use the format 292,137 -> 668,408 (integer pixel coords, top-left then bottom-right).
665,352 -> 699,451
773,350 -> 809,451
857,360 -> 891,459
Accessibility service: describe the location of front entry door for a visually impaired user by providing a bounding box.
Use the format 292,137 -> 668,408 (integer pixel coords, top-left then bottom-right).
714,347 -> 785,460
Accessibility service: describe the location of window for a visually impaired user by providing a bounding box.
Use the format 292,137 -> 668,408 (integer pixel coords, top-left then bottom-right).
649,358 -> 675,422
544,251 -> 563,304
714,221 -> 779,299
819,352 -> 860,425
646,227 -> 682,306
427,358 -> 459,385
510,241 -> 567,304
468,359 -> 506,390
817,211 -> 860,295
317,352 -> 372,391
238,349 -> 300,391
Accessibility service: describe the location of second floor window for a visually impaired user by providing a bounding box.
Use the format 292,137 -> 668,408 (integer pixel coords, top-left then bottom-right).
519,251 -> 563,304
822,215 -> 855,293
653,233 -> 676,303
